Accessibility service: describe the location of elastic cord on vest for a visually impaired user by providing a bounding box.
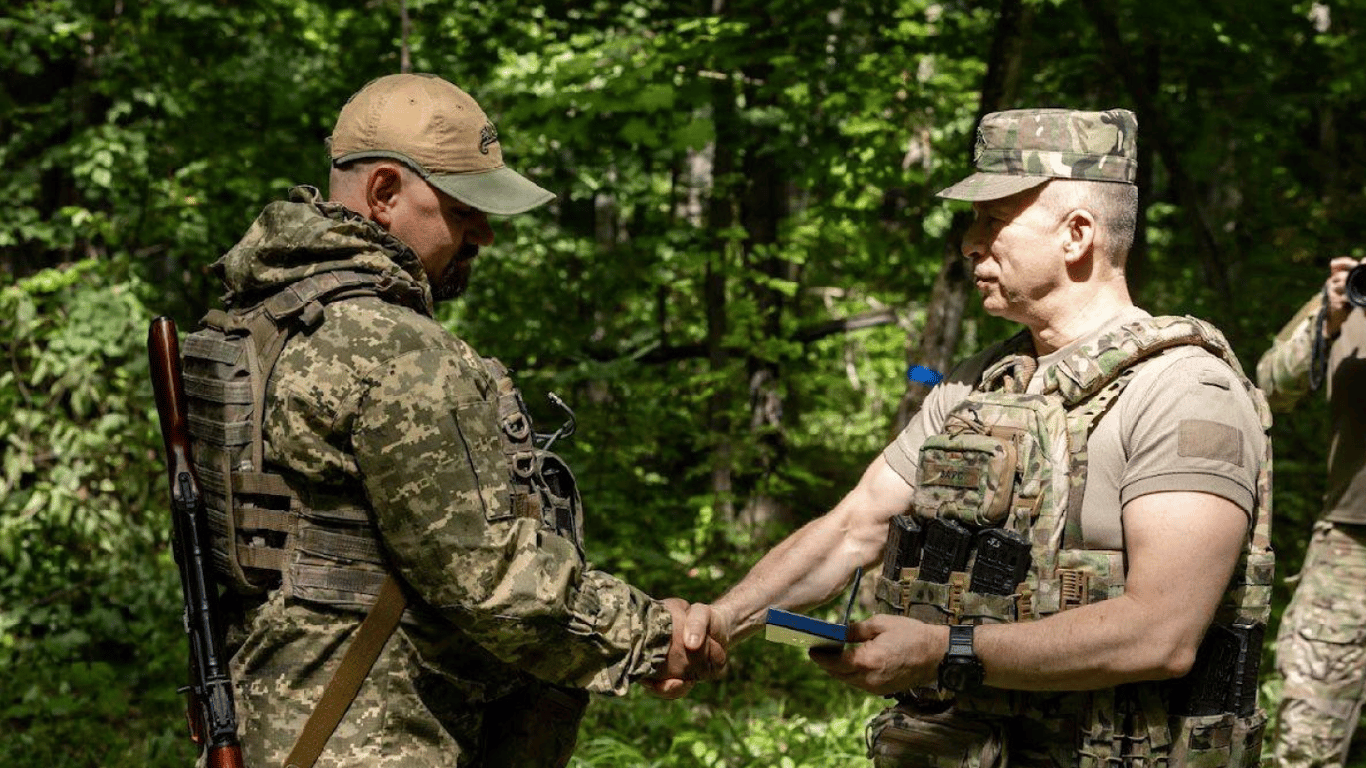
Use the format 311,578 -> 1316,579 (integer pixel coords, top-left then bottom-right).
1311,285 -> 1331,392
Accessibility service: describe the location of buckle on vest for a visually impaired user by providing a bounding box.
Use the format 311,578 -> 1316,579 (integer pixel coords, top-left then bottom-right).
503,412 -> 531,442
947,571 -> 968,618
1015,582 -> 1034,620
512,451 -> 537,478
299,300 -> 325,329
1059,568 -> 1089,610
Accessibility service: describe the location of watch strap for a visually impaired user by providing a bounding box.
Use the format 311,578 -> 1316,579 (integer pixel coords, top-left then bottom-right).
946,624 -> 975,657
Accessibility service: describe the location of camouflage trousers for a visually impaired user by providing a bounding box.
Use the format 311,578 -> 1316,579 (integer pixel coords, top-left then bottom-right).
867,689 -> 1265,768
218,593 -> 588,768
1274,521 -> 1366,768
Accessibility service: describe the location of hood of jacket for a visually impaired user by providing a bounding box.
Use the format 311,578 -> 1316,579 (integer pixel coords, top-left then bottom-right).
213,185 -> 434,315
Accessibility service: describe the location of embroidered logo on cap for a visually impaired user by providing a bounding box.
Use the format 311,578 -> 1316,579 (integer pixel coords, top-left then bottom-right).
479,122 -> 499,155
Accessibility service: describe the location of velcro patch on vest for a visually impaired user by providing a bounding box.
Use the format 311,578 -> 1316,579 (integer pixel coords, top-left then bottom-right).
1177,419 -> 1244,467
920,460 -> 982,489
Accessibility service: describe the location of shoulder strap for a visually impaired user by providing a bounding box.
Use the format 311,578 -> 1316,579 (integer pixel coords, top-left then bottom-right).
283,575 -> 408,768
977,330 -> 1037,393
1052,315 -> 1269,548
204,270 -> 402,461
1047,315 -> 1235,405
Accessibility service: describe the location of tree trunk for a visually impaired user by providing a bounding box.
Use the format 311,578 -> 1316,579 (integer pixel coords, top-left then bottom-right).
399,0 -> 411,74
1081,0 -> 1230,303
737,58 -> 793,534
1124,37 -> 1159,299
705,69 -> 739,524
893,0 -> 1032,436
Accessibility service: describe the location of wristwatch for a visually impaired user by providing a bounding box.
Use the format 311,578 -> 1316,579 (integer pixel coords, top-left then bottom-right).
937,624 -> 985,693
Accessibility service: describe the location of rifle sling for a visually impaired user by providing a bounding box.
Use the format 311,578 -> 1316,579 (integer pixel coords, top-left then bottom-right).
283,575 -> 407,768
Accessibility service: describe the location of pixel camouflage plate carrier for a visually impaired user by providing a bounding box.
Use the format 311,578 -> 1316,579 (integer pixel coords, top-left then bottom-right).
180,268 -> 587,768
870,316 -> 1275,768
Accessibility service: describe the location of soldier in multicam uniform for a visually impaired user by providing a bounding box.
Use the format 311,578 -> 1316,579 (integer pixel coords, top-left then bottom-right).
179,73 -> 721,768
673,109 -> 1275,767
1259,256 -> 1366,768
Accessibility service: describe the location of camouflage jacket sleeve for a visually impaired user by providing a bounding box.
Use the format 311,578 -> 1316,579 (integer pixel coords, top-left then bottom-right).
350,345 -> 671,696
1255,292 -> 1322,412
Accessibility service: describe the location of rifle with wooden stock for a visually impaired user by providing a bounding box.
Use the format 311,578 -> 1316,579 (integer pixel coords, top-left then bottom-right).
148,316 -> 246,768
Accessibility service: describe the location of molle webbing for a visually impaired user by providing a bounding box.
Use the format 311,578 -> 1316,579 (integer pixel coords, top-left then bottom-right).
182,270 -> 407,604
878,315 -> 1273,626
484,358 -> 586,550
486,358 -> 545,525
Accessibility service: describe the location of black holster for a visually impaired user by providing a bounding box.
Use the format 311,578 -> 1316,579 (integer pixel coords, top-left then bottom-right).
481,682 -> 590,768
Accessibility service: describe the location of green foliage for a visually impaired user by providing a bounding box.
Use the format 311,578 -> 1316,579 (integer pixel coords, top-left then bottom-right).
5,0 -> 1366,764
0,258 -> 194,766
572,664 -> 883,768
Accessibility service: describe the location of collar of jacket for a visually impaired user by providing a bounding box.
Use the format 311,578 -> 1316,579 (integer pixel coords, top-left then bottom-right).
212,185 -> 434,316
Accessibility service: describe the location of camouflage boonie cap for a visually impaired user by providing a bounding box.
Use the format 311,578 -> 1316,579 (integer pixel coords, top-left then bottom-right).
938,108 -> 1138,201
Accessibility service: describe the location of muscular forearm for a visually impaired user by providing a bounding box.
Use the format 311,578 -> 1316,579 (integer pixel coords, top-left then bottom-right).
838,588 -> 1214,696
714,455 -> 913,641
712,513 -> 873,640
975,594 -> 1202,691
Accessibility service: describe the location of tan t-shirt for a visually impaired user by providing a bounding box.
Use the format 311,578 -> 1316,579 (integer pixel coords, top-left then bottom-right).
883,307 -> 1265,550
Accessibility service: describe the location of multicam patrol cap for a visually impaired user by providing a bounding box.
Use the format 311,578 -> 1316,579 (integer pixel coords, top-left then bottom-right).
329,73 -> 555,216
938,108 -> 1138,202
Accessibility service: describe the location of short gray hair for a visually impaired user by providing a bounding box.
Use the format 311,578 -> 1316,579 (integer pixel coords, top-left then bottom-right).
1047,180 -> 1137,264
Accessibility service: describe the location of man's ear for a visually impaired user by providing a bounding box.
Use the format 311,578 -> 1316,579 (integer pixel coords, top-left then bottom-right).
1061,207 -> 1097,266
365,165 -> 404,227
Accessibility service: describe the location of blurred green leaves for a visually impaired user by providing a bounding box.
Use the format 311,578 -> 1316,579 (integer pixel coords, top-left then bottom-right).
4,0 -> 1366,764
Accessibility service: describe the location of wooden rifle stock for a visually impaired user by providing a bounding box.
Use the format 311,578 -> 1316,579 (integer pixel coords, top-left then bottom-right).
148,316 -> 246,768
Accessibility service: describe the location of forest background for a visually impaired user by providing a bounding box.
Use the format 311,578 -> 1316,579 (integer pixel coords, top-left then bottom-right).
3,0 -> 1365,765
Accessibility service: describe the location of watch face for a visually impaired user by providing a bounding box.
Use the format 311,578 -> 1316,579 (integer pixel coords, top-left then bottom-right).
940,624 -> 983,693
939,659 -> 985,693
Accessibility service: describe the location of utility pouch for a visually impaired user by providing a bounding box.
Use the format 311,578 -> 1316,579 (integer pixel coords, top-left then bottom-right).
915,433 -> 1017,527
480,682 -> 590,768
866,703 -> 1006,768
1167,710 -> 1266,768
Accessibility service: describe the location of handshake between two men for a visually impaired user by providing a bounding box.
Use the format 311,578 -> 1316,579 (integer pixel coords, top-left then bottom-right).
641,585 -> 945,700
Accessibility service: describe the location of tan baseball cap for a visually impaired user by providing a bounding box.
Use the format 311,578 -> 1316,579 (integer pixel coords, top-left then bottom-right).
329,73 -> 554,216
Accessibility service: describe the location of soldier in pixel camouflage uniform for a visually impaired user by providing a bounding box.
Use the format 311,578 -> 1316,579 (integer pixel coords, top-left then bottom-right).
1259,256 -> 1366,768
672,109 -> 1275,767
181,73 -> 722,768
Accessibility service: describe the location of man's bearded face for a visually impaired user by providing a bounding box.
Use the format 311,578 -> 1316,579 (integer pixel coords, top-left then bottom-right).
431,241 -> 480,301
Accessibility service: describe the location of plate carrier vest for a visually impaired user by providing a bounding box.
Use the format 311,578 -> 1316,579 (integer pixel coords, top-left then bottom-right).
870,316 -> 1275,768
181,269 -> 584,606
179,269 -> 589,768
